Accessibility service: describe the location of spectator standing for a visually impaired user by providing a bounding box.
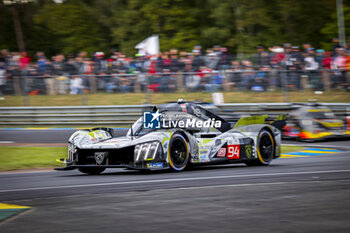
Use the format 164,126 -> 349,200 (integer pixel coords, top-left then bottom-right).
304,48 -> 321,90
302,43 -> 312,57
251,66 -> 270,92
322,51 -> 332,69
19,52 -> 31,69
70,76 -> 83,94
285,46 -> 304,90
315,49 -> 325,66
170,52 -> 180,72
217,47 -> 232,70
254,46 -> 270,67
205,70 -> 222,92
94,52 -> 107,73
0,65 -> 6,98
178,51 -> 189,72
345,50 -> 350,91
227,61 -> 242,90
191,49 -> 205,72
321,51 -> 332,91
37,52 -> 49,74
269,46 -> 285,67
240,62 -> 255,90
206,52 -> 219,70
332,48 -> 346,89
0,49 -> 11,67
118,71 -> 132,93
155,53 -> 164,73
332,38 -> 342,56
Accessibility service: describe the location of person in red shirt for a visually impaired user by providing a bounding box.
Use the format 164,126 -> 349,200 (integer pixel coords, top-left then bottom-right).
345,51 -> 350,91
19,52 -> 31,69
322,52 -> 332,69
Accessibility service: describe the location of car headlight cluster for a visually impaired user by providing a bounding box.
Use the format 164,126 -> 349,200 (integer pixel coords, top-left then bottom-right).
68,143 -> 77,161
134,141 -> 162,162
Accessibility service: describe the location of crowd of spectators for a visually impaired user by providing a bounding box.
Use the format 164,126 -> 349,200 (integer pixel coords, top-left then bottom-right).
0,38 -> 350,96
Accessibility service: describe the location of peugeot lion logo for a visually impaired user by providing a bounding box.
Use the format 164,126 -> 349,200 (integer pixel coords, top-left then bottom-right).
95,152 -> 106,165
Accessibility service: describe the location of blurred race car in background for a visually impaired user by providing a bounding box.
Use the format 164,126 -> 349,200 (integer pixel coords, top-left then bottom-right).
55,100 -> 286,174
282,103 -> 350,141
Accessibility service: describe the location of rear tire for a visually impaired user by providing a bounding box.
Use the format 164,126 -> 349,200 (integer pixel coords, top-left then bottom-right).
168,133 -> 189,171
245,129 -> 275,166
78,167 -> 106,175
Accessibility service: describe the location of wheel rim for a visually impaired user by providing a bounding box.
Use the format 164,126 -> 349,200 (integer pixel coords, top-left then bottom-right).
259,133 -> 273,161
170,138 -> 187,168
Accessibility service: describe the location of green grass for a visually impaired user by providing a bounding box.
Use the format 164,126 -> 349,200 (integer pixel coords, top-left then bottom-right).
0,145 -> 306,171
0,147 -> 67,171
1,91 -> 349,107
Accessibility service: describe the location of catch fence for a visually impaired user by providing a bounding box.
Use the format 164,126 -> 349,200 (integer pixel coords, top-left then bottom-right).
1,70 -> 349,103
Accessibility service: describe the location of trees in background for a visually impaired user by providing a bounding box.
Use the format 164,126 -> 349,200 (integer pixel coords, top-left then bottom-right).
0,0 -> 348,57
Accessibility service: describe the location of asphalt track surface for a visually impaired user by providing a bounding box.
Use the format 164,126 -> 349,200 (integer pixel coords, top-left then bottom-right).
0,129 -> 350,232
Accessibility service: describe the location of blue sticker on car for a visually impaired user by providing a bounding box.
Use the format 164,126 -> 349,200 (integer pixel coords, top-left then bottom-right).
147,163 -> 164,168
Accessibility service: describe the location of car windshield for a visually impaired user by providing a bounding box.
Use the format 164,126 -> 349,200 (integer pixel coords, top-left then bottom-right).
127,112 -> 219,137
127,117 -> 154,137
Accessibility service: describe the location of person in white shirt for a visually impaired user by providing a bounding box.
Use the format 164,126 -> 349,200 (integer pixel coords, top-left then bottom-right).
70,76 -> 83,95
304,48 -> 322,90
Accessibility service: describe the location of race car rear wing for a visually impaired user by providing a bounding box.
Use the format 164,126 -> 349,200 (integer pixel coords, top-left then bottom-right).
233,114 -> 287,130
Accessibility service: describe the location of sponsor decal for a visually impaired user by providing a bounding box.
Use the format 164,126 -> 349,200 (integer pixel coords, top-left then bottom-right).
215,139 -> 221,146
245,145 -> 252,159
143,111 -> 222,129
191,106 -> 202,117
217,147 -> 226,157
144,111 -> 162,129
147,163 -> 164,168
292,128 -> 300,135
180,104 -> 187,112
228,139 -> 240,145
227,145 -> 240,159
199,154 -> 208,162
162,118 -> 221,129
95,152 -> 107,165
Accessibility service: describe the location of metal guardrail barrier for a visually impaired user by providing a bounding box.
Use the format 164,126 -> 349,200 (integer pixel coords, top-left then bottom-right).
0,103 -> 349,126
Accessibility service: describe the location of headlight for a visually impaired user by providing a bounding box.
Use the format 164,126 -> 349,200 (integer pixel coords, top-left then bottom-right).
134,142 -> 162,162
68,143 -> 77,161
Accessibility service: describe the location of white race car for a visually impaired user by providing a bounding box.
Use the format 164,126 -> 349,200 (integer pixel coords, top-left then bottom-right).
55,101 -> 285,174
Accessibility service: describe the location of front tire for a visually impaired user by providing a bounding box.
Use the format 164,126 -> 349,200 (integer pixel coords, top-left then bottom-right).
245,129 -> 275,166
78,167 -> 106,175
168,133 -> 189,171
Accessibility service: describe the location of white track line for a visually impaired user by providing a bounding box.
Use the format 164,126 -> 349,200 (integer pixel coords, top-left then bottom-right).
0,169 -> 350,193
176,179 -> 348,191
0,141 -> 14,144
